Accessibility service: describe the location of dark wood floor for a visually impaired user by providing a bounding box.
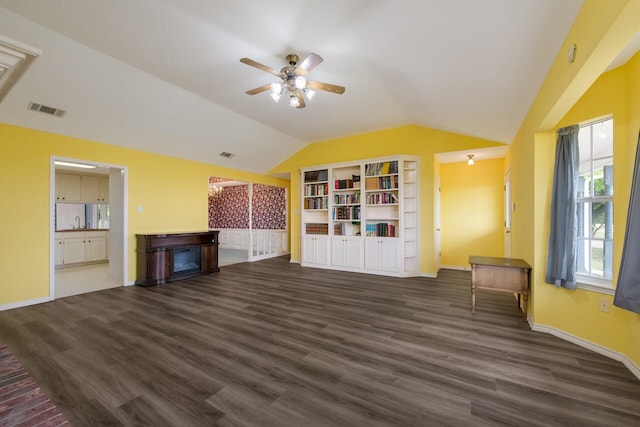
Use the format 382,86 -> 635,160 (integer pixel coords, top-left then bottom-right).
1,256 -> 639,426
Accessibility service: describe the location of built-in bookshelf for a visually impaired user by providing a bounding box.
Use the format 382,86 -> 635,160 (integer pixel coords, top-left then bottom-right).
302,169 -> 329,235
300,156 -> 419,277
364,160 -> 399,238
331,164 -> 361,237
402,160 -> 418,273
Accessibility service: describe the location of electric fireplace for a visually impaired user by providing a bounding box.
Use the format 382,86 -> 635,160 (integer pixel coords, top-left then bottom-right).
173,246 -> 201,276
135,231 -> 219,286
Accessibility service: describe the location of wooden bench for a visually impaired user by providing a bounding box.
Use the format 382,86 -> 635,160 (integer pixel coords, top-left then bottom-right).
469,256 -> 531,314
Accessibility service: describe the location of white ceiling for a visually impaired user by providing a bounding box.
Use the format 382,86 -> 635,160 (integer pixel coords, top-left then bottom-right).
2,0 -> 631,174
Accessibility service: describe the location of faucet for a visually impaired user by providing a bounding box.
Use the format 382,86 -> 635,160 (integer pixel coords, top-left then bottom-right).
75,215 -> 81,229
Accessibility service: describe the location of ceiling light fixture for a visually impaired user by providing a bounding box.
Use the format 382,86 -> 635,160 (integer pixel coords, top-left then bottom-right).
240,53 -> 345,109
208,185 -> 223,198
54,161 -> 96,169
467,154 -> 475,166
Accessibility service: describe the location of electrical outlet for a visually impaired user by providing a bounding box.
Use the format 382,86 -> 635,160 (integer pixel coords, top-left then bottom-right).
599,298 -> 611,313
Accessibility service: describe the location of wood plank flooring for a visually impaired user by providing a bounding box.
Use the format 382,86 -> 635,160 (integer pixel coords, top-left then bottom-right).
1,256 -> 639,426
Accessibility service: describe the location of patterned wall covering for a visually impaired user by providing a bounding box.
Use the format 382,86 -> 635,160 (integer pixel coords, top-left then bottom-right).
209,185 -> 249,229
252,184 -> 286,230
208,182 -> 286,230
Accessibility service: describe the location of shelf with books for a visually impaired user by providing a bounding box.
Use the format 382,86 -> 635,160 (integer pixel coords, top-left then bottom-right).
301,156 -> 418,276
331,164 -> 362,238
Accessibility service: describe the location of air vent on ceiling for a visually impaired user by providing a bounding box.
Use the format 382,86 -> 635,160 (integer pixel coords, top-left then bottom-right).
219,152 -> 235,159
28,101 -> 66,117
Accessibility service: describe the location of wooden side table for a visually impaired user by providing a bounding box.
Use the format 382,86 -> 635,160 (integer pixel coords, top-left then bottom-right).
469,256 -> 531,314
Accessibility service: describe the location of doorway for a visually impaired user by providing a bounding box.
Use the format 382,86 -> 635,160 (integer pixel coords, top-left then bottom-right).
209,177 -> 288,265
50,157 -> 128,299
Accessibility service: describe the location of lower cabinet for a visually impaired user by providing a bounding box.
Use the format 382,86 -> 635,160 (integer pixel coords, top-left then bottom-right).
55,231 -> 108,266
364,237 -> 401,274
302,235 -> 330,266
331,236 -> 363,269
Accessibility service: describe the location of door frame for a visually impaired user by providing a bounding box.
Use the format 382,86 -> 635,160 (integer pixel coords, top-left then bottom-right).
50,156 -> 129,300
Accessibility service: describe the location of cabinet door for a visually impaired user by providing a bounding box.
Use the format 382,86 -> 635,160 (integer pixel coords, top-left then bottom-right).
99,177 -> 109,202
82,175 -> 101,202
85,236 -> 107,261
63,237 -> 86,264
380,239 -> 400,273
344,237 -> 363,269
56,173 -> 83,202
202,244 -> 219,272
332,237 -> 362,269
302,236 -> 329,265
364,238 -> 381,271
331,238 -> 347,267
55,239 -> 64,265
148,250 -> 171,282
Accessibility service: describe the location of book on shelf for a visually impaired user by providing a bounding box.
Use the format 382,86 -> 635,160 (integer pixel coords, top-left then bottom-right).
365,222 -> 396,237
305,223 -> 328,235
365,161 -> 398,176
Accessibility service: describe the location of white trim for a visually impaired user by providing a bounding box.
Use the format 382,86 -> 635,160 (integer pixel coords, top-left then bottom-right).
420,272 -> 438,278
0,297 -> 50,312
50,156 -> 129,299
576,282 -> 615,295
530,321 -> 640,381
125,279 -> 136,287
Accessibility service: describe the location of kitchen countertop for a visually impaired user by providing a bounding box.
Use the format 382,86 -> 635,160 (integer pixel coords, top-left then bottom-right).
55,229 -> 110,232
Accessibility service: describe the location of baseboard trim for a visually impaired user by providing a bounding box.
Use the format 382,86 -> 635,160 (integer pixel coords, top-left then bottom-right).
0,297 -> 50,312
440,265 -> 471,271
530,321 -> 640,381
419,272 -> 438,278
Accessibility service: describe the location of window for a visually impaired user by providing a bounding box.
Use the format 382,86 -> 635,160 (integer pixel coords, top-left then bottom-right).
576,117 -> 613,284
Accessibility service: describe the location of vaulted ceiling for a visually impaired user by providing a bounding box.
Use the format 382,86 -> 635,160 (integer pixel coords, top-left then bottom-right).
0,0 -> 621,174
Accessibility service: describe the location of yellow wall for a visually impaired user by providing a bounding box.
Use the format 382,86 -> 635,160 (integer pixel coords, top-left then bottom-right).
440,159 -> 504,267
507,0 -> 640,369
0,123 -> 288,307
270,124 -> 505,274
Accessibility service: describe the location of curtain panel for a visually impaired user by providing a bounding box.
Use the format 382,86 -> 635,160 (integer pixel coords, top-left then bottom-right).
614,130 -> 640,314
545,125 -> 580,289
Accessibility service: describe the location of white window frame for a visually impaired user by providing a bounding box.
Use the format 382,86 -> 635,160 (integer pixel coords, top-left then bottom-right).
575,117 -> 614,293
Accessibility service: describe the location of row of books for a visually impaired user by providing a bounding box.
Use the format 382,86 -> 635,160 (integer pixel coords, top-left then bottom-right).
365,161 -> 398,176
365,176 -> 398,190
304,197 -> 328,210
333,206 -> 361,220
305,223 -> 329,235
366,192 -> 399,205
334,175 -> 361,189
334,193 -> 360,205
304,169 -> 328,182
304,183 -> 328,196
365,222 -> 396,237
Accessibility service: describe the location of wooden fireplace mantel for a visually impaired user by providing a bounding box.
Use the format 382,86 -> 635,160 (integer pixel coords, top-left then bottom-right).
135,231 -> 219,287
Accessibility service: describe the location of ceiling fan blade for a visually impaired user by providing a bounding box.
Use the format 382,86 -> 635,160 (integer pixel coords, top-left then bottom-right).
307,80 -> 346,94
295,53 -> 323,76
296,91 -> 306,109
240,58 -> 281,77
245,84 -> 271,95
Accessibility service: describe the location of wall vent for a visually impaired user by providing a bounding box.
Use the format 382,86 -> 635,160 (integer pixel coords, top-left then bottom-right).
28,101 -> 66,117
219,152 -> 235,158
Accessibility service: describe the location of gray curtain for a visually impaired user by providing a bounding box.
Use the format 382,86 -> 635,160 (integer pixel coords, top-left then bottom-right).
546,125 -> 580,289
613,130 -> 640,313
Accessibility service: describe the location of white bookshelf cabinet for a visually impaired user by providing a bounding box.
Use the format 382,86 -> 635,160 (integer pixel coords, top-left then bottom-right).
300,156 -> 419,277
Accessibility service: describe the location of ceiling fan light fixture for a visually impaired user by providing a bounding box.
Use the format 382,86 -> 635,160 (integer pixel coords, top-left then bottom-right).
289,94 -> 300,108
305,89 -> 315,100
295,76 -> 307,90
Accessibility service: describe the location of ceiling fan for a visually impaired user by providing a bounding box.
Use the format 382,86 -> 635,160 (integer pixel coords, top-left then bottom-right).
240,53 -> 345,109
